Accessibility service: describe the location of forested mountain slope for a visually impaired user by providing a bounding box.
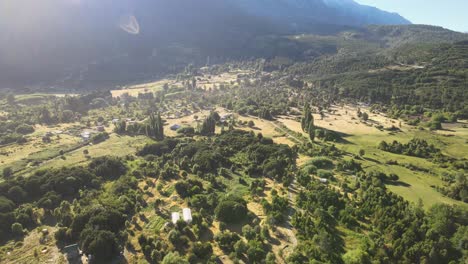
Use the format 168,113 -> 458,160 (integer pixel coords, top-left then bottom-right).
1,0 -> 409,87
286,33 -> 468,113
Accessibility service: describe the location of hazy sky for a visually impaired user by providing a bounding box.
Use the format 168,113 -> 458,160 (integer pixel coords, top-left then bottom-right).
355,0 -> 468,32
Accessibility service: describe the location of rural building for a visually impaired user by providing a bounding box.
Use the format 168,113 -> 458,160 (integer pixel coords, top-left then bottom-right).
172,212 -> 180,224
220,114 -> 232,122
319,178 -> 328,183
81,131 -> 91,141
96,126 -> 105,132
170,124 -> 181,131
182,208 -> 192,223
172,208 -> 192,224
63,244 -> 80,260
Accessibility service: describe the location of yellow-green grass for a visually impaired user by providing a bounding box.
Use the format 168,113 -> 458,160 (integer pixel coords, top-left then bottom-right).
14,94 -> 56,105
434,121 -> 468,159
0,134 -> 81,175
0,226 -> 64,264
110,79 -> 173,98
275,105 -> 467,208
336,130 -> 467,209
38,134 -> 150,170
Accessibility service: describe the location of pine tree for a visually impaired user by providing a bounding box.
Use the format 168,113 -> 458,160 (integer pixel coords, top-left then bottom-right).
308,123 -> 315,141
301,104 -> 311,131
146,112 -> 164,140
301,104 -> 315,141
199,112 -> 217,135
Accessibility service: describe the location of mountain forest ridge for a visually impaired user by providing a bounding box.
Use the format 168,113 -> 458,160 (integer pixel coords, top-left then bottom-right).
0,0 -> 468,108
0,0 -> 410,86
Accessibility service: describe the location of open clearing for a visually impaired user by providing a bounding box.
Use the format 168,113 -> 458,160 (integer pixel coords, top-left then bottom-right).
276,105 -> 468,209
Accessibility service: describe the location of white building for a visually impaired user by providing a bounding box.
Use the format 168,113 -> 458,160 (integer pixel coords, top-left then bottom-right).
319,178 -> 328,183
81,131 -> 91,141
182,208 -> 192,224
171,212 -> 180,224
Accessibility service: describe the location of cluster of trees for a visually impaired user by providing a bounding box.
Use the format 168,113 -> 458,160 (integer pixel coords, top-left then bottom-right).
0,121 -> 33,146
438,171 -> 468,202
146,112 -> 164,140
378,138 -> 441,158
336,159 -> 362,173
261,192 -> 289,224
214,226 -> 273,263
199,112 -> 218,135
357,108 -> 369,121
314,128 -> 342,142
173,130 -> 296,184
220,77 -> 292,120
294,41 -> 468,116
0,156 -> 133,261
132,129 -> 299,261
215,195 -> 248,224
291,180 -> 345,263
290,167 -> 468,263
354,172 -> 467,263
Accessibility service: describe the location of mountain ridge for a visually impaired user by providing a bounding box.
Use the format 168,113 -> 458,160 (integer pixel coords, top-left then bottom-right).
0,0 -> 459,89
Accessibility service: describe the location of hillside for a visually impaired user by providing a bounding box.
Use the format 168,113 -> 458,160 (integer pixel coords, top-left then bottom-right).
284,30 -> 468,113
0,0 -> 410,88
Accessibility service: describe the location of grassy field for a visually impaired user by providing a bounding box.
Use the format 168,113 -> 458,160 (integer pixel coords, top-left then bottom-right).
0,127 -> 82,176
0,122 -> 150,178
42,134 -> 150,169
0,226 -> 65,264
276,105 -> 468,209
337,132 -> 467,208
111,82 -> 165,98
110,70 -> 245,98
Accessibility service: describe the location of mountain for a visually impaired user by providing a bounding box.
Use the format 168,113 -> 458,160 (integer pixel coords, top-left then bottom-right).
0,0 -> 418,89
231,0 -> 410,31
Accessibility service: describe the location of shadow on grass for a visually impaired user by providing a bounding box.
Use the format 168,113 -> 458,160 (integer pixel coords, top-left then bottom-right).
386,181 -> 411,187
199,227 -> 214,242
364,157 -> 382,164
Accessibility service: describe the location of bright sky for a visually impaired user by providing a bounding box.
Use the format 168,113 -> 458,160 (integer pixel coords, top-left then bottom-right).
355,0 -> 468,32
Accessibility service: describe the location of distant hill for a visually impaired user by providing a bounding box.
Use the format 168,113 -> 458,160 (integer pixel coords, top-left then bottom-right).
231,0 -> 410,30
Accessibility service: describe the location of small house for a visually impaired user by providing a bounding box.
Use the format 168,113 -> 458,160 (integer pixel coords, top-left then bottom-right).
182,208 -> 192,224
170,124 -> 181,131
81,131 -> 91,141
220,114 -> 232,122
96,126 -> 105,132
319,178 -> 328,184
171,212 -> 180,224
